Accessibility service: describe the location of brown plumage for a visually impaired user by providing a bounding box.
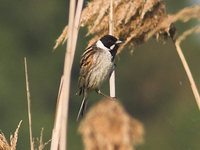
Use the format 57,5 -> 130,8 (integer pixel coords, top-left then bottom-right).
76,35 -> 122,121
78,45 -> 97,96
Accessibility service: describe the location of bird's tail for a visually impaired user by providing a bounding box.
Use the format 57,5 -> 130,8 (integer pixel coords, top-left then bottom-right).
76,96 -> 87,121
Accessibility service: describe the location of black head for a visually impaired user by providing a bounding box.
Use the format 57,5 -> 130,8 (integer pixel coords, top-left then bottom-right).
100,35 -> 118,49
96,35 -> 122,59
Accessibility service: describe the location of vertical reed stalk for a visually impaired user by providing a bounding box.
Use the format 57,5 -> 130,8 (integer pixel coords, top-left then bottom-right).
24,57 -> 34,150
71,0 -> 84,66
50,76 -> 64,150
51,0 -> 84,150
59,0 -> 76,149
109,0 -> 116,97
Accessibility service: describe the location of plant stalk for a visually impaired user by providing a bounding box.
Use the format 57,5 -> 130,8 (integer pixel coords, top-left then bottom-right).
59,0 -> 76,149
175,42 -> 200,110
24,57 -> 34,150
109,0 -> 116,97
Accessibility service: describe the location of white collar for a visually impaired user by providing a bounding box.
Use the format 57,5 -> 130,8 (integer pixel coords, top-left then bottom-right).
96,40 -> 109,51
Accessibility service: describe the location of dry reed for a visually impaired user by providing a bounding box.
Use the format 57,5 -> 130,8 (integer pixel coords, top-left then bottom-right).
37,129 -> 51,150
59,0 -> 76,148
0,132 -> 10,150
0,121 -> 22,150
109,0 -> 116,97
79,99 -> 144,150
50,76 -> 64,150
54,0 -> 175,54
24,57 -> 50,150
174,26 -> 200,110
176,26 -> 200,44
146,5 -> 200,40
144,5 -> 200,110
24,57 -> 34,150
51,0 -> 84,149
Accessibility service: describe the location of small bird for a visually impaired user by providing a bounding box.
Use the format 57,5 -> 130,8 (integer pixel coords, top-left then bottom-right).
77,35 -> 122,121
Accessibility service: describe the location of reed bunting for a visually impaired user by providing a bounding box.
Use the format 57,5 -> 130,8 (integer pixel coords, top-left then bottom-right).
77,35 -> 122,121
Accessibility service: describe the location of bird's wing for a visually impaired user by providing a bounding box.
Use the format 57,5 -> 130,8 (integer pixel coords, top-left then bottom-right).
78,46 -> 97,95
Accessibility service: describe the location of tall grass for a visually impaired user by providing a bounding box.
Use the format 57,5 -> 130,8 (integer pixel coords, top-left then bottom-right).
24,57 -> 50,150
24,57 -> 34,150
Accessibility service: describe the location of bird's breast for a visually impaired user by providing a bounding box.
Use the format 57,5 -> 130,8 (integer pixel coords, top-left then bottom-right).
87,50 -> 114,89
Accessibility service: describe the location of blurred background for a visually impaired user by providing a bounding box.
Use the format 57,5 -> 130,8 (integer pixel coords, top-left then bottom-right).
0,0 -> 200,149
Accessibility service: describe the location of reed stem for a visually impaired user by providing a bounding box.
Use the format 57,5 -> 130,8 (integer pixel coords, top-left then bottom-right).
109,0 -> 116,97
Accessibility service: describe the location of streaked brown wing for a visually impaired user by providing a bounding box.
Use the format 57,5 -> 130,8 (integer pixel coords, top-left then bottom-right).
78,46 -> 97,95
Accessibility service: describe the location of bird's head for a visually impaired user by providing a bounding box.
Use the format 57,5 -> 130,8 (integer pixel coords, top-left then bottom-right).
96,35 -> 122,52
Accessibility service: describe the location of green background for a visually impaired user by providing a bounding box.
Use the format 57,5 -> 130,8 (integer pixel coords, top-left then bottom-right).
0,0 -> 200,149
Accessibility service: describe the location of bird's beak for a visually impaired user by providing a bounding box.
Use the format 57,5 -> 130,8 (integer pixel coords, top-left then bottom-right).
116,40 -> 122,44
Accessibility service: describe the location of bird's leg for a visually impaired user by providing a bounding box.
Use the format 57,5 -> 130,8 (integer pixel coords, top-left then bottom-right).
95,89 -> 116,100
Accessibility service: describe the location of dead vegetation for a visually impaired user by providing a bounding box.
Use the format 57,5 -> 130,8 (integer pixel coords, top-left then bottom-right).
35,129 -> 51,150
24,58 -> 51,150
79,99 -> 144,150
54,1 -> 200,54
146,5 -> 200,41
0,121 -> 22,150
54,0 -> 176,53
0,122 -> 50,150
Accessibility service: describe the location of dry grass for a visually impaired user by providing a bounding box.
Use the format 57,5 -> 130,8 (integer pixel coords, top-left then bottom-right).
0,121 -> 22,150
176,26 -> 200,44
24,57 -> 50,150
144,5 -> 200,110
79,99 -> 144,150
0,120 -> 50,150
55,0 -> 175,54
0,133 -> 10,150
174,26 -> 200,110
54,26 -> 68,50
0,123 -> 50,150
24,57 -> 34,150
146,5 -> 200,41
35,129 -> 51,150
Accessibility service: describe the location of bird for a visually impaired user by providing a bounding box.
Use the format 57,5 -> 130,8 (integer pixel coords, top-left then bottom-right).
76,35 -> 122,121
